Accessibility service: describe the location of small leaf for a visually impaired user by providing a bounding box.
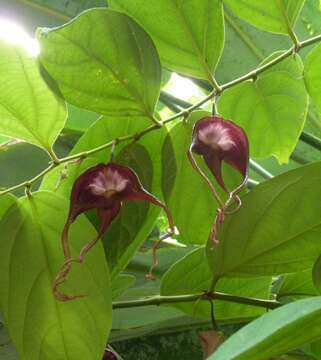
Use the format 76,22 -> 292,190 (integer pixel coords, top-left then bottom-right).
207,161 -> 321,280
161,247 -> 272,320
37,8 -> 161,120
278,269 -> 317,299
109,0 -> 224,83
304,43 -> 321,114
223,0 -> 305,35
0,41 -> 66,150
112,274 -> 136,300
209,296 -> 321,360
218,54 -> 308,163
0,192 -> 112,360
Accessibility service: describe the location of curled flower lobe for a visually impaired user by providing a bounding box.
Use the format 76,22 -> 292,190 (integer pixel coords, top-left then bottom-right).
54,162 -> 174,301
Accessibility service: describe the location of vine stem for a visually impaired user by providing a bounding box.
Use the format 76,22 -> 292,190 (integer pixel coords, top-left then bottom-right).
1,33 -> 321,196
112,292 -> 281,310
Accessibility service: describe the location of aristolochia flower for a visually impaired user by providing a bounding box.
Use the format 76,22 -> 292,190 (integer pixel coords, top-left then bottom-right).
54,162 -> 174,301
188,116 -> 249,245
190,116 -> 249,192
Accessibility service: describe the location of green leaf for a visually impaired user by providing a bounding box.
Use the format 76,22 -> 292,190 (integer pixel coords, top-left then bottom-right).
304,43 -> 321,115
223,0 -> 305,35
218,54 -> 308,163
112,274 -> 136,300
41,115 -> 168,280
0,41 -> 66,151
207,161 -> 321,280
278,269 -> 317,299
313,254 -> 321,294
217,0 -> 320,85
37,8 -> 161,120
209,296 -> 321,360
161,247 -> 272,320
109,0 -> 224,83
0,194 -> 15,221
65,104 -> 99,133
162,110 -> 242,245
0,191 -> 112,360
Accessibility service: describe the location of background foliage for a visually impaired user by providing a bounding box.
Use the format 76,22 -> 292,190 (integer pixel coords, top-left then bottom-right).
1,0 -> 321,359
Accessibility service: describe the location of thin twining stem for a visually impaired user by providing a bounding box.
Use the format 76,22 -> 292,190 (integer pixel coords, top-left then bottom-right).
208,175 -> 248,246
187,146 -> 224,208
112,292 -> 282,310
1,33 -> 321,197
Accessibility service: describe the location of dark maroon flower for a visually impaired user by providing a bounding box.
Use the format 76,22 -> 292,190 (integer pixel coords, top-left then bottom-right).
188,116 -> 249,245
54,162 -> 174,301
190,116 -> 249,192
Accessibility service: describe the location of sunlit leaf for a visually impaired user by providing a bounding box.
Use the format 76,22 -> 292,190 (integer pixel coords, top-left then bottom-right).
109,0 -> 224,82
207,161 -> 321,280
304,43 -> 321,115
0,192 -> 112,360
223,0 -> 305,35
37,8 -> 161,120
0,41 -> 66,151
218,54 -> 308,163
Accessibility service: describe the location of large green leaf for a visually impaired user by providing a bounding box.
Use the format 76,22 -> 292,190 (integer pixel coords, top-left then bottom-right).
0,41 -> 66,151
209,297 -> 321,360
304,43 -> 321,115
223,0 -> 305,35
161,247 -> 272,320
0,191 -> 112,360
218,54 -> 308,163
41,115 -> 168,280
109,0 -> 224,83
162,111 -> 240,245
37,8 -> 161,120
207,161 -> 321,280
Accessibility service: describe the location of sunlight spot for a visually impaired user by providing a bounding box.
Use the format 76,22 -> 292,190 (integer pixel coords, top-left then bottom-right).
0,18 -> 39,56
164,73 -> 203,101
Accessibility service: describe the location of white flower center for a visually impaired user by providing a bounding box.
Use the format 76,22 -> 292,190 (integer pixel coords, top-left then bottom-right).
198,123 -> 235,151
88,168 -> 129,197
